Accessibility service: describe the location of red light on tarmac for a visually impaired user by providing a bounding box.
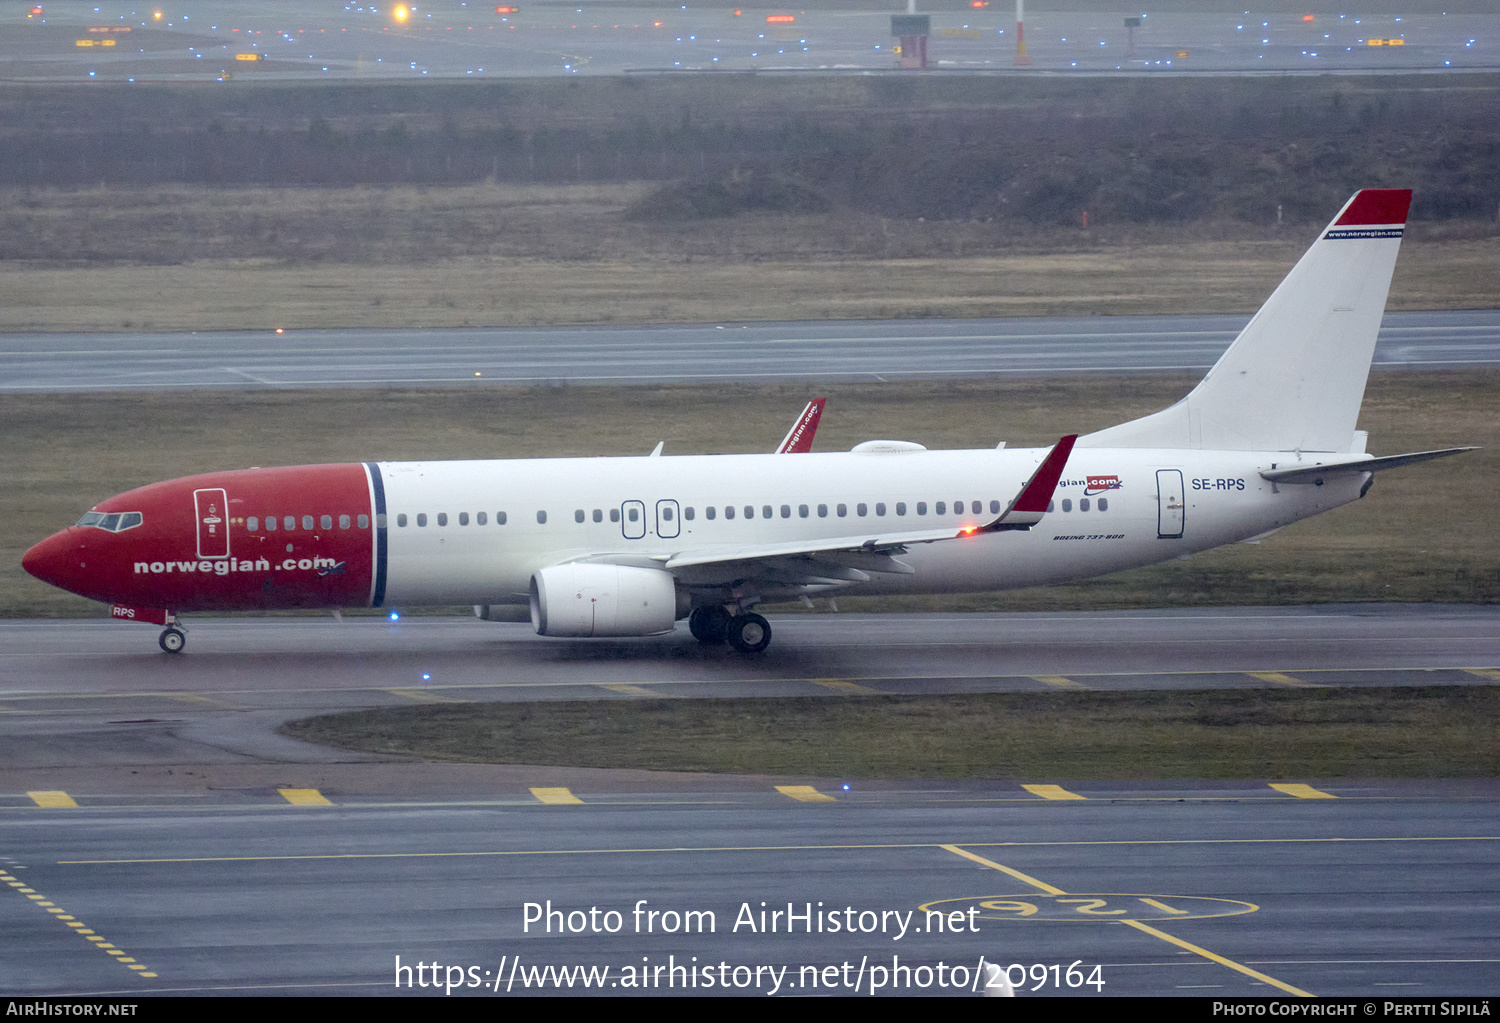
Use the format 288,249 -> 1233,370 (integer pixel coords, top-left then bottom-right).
766,14 -> 795,23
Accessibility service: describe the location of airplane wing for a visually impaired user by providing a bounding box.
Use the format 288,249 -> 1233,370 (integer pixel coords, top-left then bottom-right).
775,398 -> 826,454
1259,446 -> 1477,484
636,435 -> 1077,590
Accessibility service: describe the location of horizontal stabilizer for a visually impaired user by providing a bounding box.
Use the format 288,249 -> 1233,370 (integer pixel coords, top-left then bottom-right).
1260,446 -> 1477,484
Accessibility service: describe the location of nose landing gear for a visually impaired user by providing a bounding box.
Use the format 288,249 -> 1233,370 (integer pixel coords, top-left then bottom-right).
158,626 -> 187,654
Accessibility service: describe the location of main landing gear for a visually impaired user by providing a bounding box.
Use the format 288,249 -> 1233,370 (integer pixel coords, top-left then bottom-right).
688,605 -> 772,653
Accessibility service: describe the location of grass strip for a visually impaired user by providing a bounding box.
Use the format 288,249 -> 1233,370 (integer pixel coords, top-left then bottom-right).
279,686 -> 1500,780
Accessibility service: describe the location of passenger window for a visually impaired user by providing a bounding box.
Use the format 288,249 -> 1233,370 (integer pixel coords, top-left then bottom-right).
1098,498 -> 1109,512
360,514 -> 371,529
593,509 -> 603,523
798,505 -> 809,518
875,503 -> 886,516
339,514 -> 351,529
417,513 -> 428,527
303,515 -> 314,530
837,504 -> 847,517
706,506 -> 716,520
476,512 -> 487,525
248,516 -> 259,531
1080,498 -> 1090,512
397,514 -> 407,527
896,502 -> 906,516
536,511 -> 547,524
780,505 -> 791,519
497,512 -> 507,525
266,516 -> 277,531
321,514 -> 333,530
459,512 -> 469,526
575,509 -> 585,523
1061,499 -> 1072,512
857,503 -> 867,517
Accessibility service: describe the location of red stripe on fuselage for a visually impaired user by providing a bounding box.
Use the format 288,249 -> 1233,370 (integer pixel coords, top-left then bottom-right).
1334,188 -> 1412,227
23,464 -> 375,612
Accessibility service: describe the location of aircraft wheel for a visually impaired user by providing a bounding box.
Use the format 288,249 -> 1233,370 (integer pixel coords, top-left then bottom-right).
689,605 -> 732,644
159,627 -> 186,654
726,613 -> 771,653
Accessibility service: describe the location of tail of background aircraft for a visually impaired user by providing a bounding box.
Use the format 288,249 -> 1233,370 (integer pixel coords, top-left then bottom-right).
1079,188 -> 1412,454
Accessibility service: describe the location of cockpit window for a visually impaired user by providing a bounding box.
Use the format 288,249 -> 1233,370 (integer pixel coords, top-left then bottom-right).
75,511 -> 142,532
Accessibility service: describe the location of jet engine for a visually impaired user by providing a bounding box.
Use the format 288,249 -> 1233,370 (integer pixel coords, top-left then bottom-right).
529,563 -> 680,637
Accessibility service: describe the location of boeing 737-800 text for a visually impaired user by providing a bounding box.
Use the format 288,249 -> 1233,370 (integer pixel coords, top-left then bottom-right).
22,189 -> 1473,653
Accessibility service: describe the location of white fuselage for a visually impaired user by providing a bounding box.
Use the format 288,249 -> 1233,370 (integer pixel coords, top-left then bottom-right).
376,447 -> 1363,606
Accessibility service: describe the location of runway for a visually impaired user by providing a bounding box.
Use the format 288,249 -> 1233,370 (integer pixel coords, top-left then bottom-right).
3,310 -> 1497,392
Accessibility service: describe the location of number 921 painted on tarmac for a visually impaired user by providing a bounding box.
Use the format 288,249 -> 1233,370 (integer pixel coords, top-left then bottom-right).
22,190 -> 1474,654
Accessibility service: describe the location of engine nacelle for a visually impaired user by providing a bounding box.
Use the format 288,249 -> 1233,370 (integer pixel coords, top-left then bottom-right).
529,563 -> 679,637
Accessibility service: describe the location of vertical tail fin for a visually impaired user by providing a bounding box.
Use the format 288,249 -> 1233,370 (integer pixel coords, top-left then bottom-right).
1079,189 -> 1411,453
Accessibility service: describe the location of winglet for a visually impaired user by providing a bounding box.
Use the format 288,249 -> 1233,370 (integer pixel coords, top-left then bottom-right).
776,398 -> 826,454
983,435 -> 1077,531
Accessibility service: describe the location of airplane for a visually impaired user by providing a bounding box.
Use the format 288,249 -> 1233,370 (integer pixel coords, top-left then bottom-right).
22,189 -> 1475,655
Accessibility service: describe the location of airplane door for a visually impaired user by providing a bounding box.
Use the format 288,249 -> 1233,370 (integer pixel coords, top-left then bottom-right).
656,499 -> 680,539
1156,470 -> 1185,538
621,500 -> 646,540
194,488 -> 230,558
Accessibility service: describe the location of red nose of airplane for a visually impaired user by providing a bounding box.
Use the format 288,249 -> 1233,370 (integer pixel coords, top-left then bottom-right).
22,529 -> 86,595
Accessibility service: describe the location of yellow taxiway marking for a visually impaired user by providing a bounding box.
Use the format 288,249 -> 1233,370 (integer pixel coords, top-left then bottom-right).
1247,671 -> 1323,688
776,785 -> 836,802
598,684 -> 664,697
1022,784 -> 1087,801
1121,918 -> 1314,997
1462,668 -> 1500,681
940,844 -> 1313,998
277,788 -> 333,806
384,688 -> 468,703
530,787 -> 584,805
939,845 -> 1066,894
1031,675 -> 1089,689
1270,783 -> 1338,799
0,870 -> 156,979
27,791 -> 78,808
809,678 -> 884,695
